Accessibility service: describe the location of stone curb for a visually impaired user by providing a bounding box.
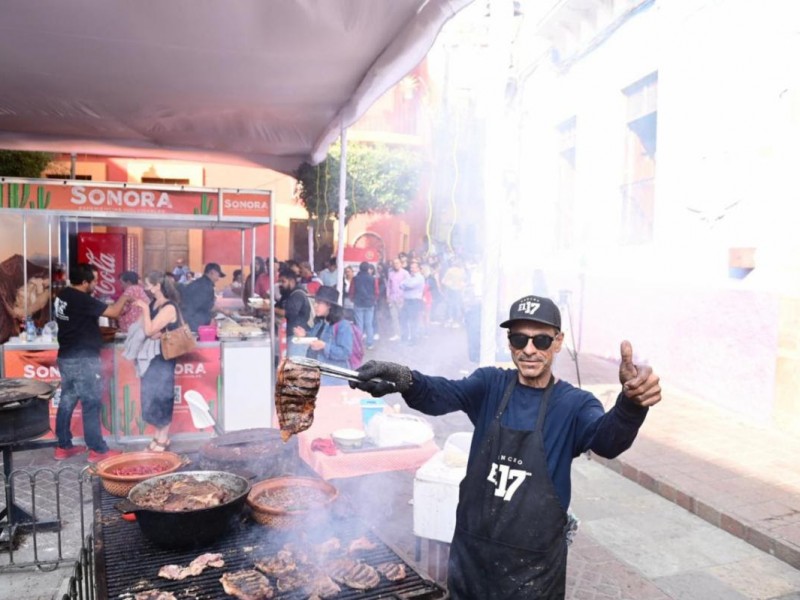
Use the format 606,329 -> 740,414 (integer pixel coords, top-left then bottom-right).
591,453 -> 800,571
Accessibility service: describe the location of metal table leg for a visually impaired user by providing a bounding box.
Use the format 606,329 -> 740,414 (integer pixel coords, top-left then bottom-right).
0,444 -> 61,545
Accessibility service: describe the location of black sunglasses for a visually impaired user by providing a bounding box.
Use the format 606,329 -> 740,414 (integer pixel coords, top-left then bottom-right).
508,333 -> 556,351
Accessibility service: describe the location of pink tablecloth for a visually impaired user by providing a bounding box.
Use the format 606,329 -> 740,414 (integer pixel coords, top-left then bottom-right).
296,387 -> 439,480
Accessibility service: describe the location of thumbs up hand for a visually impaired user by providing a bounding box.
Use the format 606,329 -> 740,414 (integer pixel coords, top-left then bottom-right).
618,340 -> 661,407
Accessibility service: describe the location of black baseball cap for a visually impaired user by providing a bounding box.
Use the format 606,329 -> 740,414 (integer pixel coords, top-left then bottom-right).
499,295 -> 561,331
204,262 -> 226,277
315,285 -> 340,306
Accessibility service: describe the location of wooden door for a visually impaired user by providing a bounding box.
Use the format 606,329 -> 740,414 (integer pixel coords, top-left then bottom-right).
142,228 -> 189,275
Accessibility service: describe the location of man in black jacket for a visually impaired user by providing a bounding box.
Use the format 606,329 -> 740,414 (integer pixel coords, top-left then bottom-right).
181,262 -> 224,331
274,268 -> 311,357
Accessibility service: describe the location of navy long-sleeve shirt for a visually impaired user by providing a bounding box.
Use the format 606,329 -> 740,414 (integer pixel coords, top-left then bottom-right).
404,367 -> 648,509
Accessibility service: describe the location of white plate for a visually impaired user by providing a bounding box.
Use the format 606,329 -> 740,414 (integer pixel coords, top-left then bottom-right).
291,337 -> 318,344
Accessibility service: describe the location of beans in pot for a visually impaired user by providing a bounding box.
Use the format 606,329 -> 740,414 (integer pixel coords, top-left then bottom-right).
254,486 -> 331,512
109,463 -> 170,477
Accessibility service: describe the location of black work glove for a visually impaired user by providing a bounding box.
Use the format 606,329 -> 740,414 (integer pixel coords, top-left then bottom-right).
348,360 -> 413,397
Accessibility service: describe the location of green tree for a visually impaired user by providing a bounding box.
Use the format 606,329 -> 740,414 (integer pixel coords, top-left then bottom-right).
0,150 -> 54,177
294,142 -> 423,233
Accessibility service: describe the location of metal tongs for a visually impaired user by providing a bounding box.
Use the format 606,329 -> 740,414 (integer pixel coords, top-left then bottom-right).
290,357 -> 396,391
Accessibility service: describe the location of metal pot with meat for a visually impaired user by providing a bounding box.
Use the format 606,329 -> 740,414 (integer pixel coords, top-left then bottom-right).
123,470 -> 250,549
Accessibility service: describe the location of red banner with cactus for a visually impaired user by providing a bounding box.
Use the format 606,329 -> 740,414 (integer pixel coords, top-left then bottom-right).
0,181 -> 217,216
2,347 -> 114,440
113,344 -> 221,439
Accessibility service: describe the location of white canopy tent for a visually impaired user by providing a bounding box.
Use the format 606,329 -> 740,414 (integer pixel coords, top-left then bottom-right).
0,0 -> 472,175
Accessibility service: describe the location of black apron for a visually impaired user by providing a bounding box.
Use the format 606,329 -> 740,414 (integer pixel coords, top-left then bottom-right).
447,373 -> 568,599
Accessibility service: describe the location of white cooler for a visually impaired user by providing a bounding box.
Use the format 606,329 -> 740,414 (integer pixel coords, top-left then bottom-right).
413,432 -> 472,543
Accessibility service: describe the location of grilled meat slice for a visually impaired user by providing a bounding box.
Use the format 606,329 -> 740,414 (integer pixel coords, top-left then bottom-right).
377,562 -> 407,581
275,358 -> 321,441
281,542 -> 310,565
275,571 -> 307,593
341,562 -> 381,590
254,550 -> 296,577
191,552 -> 225,569
305,574 -> 341,598
325,557 -> 359,584
157,564 -> 186,580
134,592 -> 177,600
347,535 -> 377,554
158,552 -> 225,580
313,537 -> 341,560
220,570 -> 274,600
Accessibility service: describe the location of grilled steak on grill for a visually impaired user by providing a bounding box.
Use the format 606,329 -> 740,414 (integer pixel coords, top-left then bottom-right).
341,562 -> 381,590
275,358 -> 321,441
275,570 -> 310,593
347,535 -> 377,554
313,537 -> 341,559
254,550 -> 296,577
305,574 -> 342,598
134,592 -> 177,600
377,561 -> 407,581
325,557 -> 359,583
159,552 -> 225,580
220,569 -> 275,599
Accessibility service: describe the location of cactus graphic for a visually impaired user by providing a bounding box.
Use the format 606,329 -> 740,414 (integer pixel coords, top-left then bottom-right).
36,187 -> 51,209
123,385 -> 132,436
193,193 -> 214,215
135,415 -> 146,435
101,403 -> 111,431
8,183 -> 18,208
0,183 -> 4,208
21,183 -> 31,208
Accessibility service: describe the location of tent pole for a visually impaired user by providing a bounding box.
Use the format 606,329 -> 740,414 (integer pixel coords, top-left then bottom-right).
336,125 -> 348,303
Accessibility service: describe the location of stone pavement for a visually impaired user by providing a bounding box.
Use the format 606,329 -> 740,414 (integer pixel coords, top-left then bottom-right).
1,320 -> 799,599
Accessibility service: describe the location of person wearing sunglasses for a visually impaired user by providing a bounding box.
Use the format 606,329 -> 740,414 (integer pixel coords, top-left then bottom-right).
350,294 -> 661,599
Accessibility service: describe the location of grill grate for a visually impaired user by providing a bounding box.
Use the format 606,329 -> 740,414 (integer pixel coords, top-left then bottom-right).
93,480 -> 445,600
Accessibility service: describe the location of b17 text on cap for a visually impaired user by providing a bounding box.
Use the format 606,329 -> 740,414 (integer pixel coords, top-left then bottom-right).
518,300 -> 541,315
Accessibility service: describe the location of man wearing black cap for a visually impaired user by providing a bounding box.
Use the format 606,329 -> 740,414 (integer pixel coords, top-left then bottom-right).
351,294 -> 661,599
181,262 -> 225,332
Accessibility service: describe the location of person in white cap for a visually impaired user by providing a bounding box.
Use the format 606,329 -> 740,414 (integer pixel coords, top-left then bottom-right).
351,294 -> 661,599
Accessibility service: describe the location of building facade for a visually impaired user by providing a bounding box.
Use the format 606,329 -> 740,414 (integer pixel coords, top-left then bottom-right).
499,0 -> 800,432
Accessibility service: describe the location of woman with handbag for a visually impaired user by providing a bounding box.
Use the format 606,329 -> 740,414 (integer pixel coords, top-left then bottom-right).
134,271 -> 183,452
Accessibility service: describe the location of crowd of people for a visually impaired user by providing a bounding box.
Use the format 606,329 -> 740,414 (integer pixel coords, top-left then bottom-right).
50,244 -> 479,462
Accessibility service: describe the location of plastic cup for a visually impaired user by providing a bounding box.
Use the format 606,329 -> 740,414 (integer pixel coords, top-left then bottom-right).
360,398 -> 386,427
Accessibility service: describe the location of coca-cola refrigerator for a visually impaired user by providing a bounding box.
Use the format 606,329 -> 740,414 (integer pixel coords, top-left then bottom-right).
77,232 -> 125,299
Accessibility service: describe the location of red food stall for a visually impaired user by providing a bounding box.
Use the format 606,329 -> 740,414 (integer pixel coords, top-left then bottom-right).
0,177 -> 275,446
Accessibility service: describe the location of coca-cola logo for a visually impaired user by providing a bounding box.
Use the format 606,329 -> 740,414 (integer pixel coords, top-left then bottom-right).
84,247 -> 117,296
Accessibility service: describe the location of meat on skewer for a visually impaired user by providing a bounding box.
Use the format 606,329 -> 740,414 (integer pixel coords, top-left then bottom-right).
275,358 -> 321,441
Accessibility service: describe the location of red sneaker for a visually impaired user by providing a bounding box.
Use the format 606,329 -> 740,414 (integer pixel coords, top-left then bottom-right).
54,445 -> 87,460
87,449 -> 122,464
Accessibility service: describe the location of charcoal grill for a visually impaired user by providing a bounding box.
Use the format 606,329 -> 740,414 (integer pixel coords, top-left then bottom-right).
93,478 -> 446,599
